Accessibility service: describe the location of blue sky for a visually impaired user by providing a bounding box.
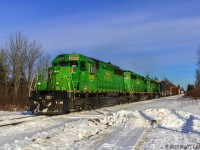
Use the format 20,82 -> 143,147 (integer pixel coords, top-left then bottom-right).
1,0 -> 200,89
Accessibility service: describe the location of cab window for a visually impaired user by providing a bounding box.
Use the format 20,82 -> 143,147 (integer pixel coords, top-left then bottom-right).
69,61 -> 78,67
59,62 -> 68,66
59,61 -> 78,67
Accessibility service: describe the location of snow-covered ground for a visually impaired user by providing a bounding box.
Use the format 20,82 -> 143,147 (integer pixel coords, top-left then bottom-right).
0,95 -> 200,150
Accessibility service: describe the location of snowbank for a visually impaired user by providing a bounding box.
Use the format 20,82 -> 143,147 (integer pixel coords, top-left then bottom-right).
1,95 -> 200,149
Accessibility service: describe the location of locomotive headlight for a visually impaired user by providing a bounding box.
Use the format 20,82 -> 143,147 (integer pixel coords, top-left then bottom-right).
54,70 -> 59,73
56,82 -> 59,85
38,82 -> 41,85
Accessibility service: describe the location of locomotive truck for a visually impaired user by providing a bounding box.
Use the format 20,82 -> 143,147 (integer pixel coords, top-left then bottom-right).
29,53 -> 160,114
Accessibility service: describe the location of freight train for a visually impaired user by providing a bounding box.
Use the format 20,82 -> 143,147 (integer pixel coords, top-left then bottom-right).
29,53 -> 178,114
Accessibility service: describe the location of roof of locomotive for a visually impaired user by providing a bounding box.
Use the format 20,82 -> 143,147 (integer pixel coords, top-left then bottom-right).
51,53 -> 158,83
51,53 -> 95,64
51,53 -> 123,70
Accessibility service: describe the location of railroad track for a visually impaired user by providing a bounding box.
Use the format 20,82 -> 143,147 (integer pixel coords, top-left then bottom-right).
0,109 -> 105,128
0,115 -> 34,122
0,115 -> 48,127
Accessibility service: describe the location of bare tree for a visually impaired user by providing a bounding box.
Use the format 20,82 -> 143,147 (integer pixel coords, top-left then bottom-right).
195,47 -> 200,88
197,47 -> 200,67
26,40 -> 43,90
0,48 -> 10,95
37,54 -> 51,80
0,32 -> 46,109
195,69 -> 200,88
187,84 -> 195,92
6,32 -> 27,99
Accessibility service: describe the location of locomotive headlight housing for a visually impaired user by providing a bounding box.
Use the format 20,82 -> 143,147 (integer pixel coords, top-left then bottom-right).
38,82 -> 41,86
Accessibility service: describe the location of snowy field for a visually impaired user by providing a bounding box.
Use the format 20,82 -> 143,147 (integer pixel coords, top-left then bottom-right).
0,95 -> 200,150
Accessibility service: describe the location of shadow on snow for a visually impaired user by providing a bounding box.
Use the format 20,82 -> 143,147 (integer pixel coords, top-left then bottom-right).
138,109 -> 200,135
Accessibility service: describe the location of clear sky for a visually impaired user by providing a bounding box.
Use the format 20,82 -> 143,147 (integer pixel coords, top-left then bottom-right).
0,0 -> 200,90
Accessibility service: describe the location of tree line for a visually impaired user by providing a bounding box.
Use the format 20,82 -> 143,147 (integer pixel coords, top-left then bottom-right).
0,32 -> 51,110
185,47 -> 200,98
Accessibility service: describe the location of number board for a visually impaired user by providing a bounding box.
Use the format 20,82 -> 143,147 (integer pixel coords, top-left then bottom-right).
69,56 -> 79,60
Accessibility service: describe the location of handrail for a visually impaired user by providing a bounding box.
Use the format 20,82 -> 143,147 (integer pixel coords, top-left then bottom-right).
70,72 -> 76,100
29,74 -> 37,97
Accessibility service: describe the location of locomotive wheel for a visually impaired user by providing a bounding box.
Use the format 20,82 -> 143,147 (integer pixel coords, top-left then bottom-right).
75,106 -> 82,112
29,106 -> 37,114
86,105 -> 91,110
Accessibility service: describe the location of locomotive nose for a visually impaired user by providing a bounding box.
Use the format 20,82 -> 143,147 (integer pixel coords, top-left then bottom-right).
50,65 -> 78,91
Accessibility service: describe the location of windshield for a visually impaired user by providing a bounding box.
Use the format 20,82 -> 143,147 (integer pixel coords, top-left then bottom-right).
59,61 -> 78,67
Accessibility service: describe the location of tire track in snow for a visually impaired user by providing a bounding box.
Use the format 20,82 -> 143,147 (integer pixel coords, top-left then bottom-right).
134,130 -> 150,150
87,131 -> 114,150
95,127 -> 149,150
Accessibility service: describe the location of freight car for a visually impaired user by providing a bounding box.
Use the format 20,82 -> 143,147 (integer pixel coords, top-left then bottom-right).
29,53 -> 160,114
160,81 -> 180,96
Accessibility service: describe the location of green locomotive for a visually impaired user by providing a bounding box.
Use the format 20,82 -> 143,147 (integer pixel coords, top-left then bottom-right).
29,53 -> 160,114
